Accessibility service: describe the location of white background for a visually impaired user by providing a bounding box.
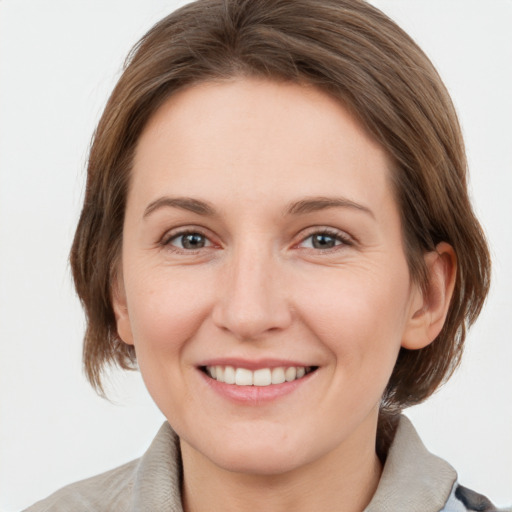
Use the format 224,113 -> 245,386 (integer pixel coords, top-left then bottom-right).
0,1 -> 511,510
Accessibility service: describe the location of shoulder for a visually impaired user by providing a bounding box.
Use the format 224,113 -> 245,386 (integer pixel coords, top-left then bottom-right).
22,422 -> 182,512
22,458 -> 140,512
366,416 -> 505,512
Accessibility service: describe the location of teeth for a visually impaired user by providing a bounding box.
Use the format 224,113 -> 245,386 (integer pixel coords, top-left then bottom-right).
235,368 -> 253,386
224,365 -> 235,384
285,367 -> 297,382
253,368 -> 271,386
205,365 -> 313,386
271,367 -> 285,384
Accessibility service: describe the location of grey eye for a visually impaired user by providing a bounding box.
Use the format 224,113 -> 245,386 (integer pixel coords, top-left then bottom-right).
313,234 -> 338,249
172,233 -> 209,249
303,233 -> 342,249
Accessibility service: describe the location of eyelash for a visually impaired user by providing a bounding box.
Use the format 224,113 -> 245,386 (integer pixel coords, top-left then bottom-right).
160,229 -> 214,253
159,227 -> 353,253
296,228 -> 353,251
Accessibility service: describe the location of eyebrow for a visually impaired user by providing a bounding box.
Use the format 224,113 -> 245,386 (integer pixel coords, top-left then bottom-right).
143,197 -> 216,218
143,195 -> 374,219
285,196 -> 374,218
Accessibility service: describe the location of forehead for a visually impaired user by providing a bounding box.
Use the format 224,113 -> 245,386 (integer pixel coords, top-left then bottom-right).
131,78 -> 393,213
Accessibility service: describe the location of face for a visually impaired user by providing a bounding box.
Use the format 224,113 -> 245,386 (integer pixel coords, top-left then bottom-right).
114,78 -> 425,475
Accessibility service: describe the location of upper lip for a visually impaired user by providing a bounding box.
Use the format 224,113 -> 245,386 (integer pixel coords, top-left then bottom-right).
197,358 -> 316,371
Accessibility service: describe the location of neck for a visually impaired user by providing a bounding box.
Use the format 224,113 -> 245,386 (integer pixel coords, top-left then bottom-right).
180,417 -> 382,512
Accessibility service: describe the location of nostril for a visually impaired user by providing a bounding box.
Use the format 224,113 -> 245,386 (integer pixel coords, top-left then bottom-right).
211,301 -> 293,341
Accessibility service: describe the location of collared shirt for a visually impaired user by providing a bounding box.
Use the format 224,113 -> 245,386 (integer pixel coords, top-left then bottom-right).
25,416 -> 500,512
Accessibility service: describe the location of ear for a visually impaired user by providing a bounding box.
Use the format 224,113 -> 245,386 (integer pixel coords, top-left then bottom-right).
402,242 -> 457,350
111,271 -> 135,346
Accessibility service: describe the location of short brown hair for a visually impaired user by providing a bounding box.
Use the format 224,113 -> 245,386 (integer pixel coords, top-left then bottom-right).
70,0 -> 490,431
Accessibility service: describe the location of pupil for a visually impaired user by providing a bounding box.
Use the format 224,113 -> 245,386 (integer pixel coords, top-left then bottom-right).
182,233 -> 205,249
313,234 -> 335,249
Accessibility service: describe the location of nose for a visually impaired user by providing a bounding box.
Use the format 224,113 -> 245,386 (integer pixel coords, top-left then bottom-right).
212,242 -> 293,340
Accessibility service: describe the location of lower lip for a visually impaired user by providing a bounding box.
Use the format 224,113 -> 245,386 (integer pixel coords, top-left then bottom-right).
199,369 -> 316,404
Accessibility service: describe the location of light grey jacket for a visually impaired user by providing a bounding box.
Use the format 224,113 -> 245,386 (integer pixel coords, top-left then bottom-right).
24,416 -> 499,512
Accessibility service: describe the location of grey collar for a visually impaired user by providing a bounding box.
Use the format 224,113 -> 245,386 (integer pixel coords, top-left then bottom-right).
131,421 -> 183,511
364,416 -> 457,512
133,416 -> 456,512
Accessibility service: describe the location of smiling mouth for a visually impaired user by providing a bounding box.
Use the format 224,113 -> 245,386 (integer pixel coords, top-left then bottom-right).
201,365 -> 318,386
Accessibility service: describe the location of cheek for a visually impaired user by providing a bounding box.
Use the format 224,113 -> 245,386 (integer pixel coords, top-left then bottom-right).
124,267 -> 213,363
123,269 -> 215,418
294,263 -> 411,369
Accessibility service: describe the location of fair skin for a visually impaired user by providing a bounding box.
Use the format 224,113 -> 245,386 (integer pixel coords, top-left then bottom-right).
113,79 -> 455,512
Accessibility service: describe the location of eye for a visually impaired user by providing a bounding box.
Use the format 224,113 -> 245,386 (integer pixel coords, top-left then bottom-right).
298,230 -> 350,250
167,231 -> 212,250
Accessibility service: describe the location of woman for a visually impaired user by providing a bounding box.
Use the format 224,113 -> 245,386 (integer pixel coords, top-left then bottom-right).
22,0 -> 506,510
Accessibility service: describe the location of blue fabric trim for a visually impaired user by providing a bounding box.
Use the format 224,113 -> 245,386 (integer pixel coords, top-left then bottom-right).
441,482 -> 468,512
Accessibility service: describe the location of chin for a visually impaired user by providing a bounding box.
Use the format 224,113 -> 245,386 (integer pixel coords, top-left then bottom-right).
211,446 -> 307,476
183,426 -> 318,476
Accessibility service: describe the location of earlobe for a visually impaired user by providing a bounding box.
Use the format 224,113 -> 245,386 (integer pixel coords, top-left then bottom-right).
402,242 -> 457,350
112,273 -> 135,346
